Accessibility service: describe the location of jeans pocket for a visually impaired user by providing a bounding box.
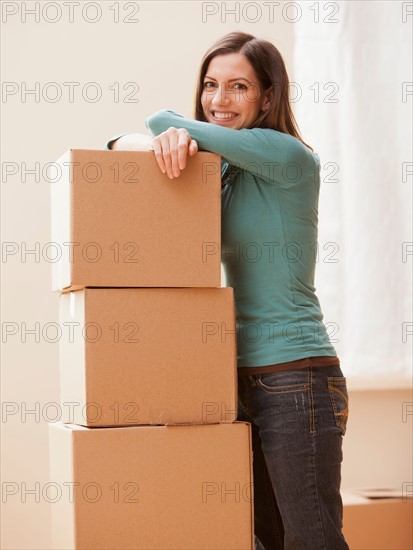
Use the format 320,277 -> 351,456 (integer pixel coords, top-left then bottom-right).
255,372 -> 310,394
327,376 -> 349,435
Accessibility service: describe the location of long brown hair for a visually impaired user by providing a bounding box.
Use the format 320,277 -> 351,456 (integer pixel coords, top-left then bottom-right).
193,32 -> 313,152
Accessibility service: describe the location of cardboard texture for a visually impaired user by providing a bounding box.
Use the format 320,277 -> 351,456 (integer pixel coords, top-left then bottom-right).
342,490 -> 413,549
50,149 -> 222,291
48,421 -> 254,550
58,287 -> 238,426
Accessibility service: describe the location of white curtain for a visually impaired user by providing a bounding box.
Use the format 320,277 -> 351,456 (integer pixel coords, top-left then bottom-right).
292,1 -> 412,381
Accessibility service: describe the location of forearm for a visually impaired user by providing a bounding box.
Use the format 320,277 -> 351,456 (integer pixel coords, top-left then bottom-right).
145,109 -> 317,184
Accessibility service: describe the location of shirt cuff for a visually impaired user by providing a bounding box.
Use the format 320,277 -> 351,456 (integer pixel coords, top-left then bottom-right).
104,132 -> 131,150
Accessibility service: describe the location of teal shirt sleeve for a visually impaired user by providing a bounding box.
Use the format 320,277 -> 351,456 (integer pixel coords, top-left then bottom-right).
104,132 -> 132,150
145,109 -> 318,185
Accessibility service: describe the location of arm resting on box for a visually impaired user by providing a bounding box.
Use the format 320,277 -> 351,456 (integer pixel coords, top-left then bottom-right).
145,109 -> 317,183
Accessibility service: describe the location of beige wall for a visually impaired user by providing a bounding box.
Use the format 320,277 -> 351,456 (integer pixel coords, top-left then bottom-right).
1,2 -> 411,549
342,388 -> 412,491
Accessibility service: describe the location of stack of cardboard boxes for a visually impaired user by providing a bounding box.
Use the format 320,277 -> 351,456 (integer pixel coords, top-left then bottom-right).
48,149 -> 254,549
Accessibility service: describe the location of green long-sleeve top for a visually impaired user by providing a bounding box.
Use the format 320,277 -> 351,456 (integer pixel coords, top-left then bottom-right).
105,109 -> 338,368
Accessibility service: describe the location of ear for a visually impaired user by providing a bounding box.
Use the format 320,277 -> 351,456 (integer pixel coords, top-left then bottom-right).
262,86 -> 273,111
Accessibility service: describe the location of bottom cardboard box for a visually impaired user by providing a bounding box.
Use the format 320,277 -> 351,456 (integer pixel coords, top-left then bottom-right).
48,421 -> 254,550
342,490 -> 413,549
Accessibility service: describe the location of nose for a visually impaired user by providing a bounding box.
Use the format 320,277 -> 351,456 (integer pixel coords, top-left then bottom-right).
211,82 -> 230,106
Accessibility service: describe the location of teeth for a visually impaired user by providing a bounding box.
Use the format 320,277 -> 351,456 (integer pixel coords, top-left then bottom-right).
213,112 -> 237,119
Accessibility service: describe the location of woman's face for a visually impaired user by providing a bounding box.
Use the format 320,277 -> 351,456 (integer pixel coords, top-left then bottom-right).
201,52 -> 270,130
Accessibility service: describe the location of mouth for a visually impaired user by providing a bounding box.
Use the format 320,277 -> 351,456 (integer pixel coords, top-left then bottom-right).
211,111 -> 239,122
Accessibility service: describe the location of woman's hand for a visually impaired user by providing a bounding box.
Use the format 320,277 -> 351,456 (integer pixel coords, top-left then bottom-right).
151,127 -> 198,179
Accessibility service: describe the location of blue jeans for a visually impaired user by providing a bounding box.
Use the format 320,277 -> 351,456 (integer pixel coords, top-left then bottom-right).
237,365 -> 350,550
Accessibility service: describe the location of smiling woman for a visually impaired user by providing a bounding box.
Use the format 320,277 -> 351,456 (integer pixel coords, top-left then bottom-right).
201,52 -> 270,128
105,31 -> 349,550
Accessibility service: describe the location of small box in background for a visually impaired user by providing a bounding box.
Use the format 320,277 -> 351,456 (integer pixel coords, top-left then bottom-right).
342,489 -> 413,549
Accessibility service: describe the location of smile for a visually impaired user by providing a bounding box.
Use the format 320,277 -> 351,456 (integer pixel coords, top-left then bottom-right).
212,111 -> 239,121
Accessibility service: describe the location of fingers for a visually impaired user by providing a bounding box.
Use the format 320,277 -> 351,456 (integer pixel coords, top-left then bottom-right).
154,131 -> 178,178
151,137 -> 167,174
189,139 -> 198,156
151,128 -> 197,179
177,131 -> 190,171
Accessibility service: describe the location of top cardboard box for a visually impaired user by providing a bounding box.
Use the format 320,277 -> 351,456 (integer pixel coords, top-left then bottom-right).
50,149 -> 222,292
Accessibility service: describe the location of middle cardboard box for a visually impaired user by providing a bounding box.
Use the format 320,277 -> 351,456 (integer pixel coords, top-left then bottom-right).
59,287 -> 237,427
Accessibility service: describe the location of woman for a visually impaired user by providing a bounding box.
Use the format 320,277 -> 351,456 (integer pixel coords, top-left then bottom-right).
106,32 -> 349,550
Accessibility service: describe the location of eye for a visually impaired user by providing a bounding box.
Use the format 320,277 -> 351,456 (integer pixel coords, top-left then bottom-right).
233,82 -> 247,90
203,81 -> 215,89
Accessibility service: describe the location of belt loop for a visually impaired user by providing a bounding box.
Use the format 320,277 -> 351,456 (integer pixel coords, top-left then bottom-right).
248,375 -> 257,387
